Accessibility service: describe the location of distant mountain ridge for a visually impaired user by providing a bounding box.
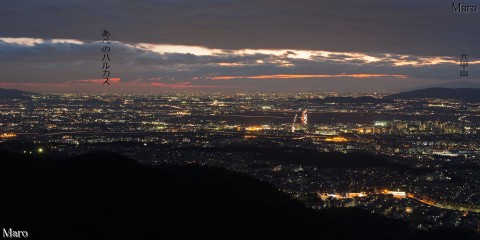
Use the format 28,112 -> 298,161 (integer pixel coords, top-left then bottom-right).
0,88 -> 37,99
386,88 -> 480,101
401,81 -> 480,92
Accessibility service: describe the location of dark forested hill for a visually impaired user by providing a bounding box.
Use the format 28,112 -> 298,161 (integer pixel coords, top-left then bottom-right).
385,88 -> 480,101
0,151 -> 478,240
177,145 -> 397,168
0,88 -> 37,99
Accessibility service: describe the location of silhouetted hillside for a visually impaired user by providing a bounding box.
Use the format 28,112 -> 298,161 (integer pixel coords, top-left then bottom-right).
258,149 -> 396,168
180,145 -> 396,168
0,151 -> 478,240
386,88 -> 480,101
401,81 -> 480,91
0,88 -> 37,99
82,98 -> 109,106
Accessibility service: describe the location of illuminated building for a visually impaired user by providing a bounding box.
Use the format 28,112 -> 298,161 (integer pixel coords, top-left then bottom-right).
382,189 -> 406,198
301,110 -> 308,125
325,137 -> 348,142
0,133 -> 17,138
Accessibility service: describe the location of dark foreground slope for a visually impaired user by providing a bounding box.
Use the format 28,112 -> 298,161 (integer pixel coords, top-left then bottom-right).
0,151 -> 478,240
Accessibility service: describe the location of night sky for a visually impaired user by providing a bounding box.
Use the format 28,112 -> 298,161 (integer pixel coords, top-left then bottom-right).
1,0 -> 479,93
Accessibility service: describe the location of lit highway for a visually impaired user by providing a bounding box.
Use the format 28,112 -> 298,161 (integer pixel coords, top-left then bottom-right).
408,194 -> 480,213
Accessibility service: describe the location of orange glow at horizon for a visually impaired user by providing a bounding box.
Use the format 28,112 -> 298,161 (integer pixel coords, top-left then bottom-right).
67,78 -> 121,84
210,73 -> 408,80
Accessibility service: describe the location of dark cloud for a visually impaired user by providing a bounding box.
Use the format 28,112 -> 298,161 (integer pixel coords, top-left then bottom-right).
0,27 -> 478,92
0,0 -> 479,56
